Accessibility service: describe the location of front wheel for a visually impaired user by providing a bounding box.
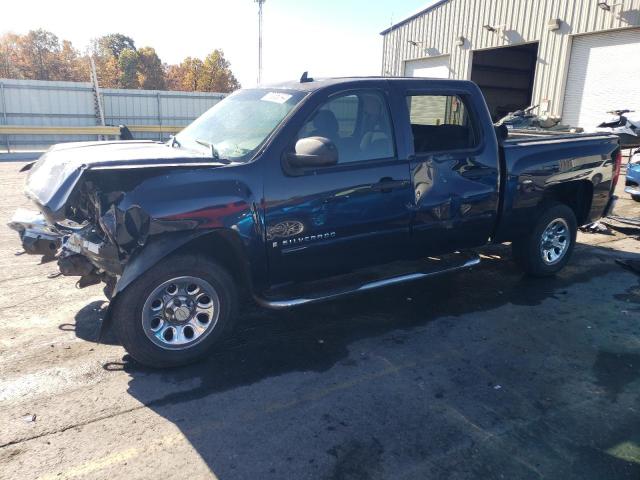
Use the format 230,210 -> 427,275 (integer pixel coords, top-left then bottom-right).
512,203 -> 577,277
111,254 -> 238,368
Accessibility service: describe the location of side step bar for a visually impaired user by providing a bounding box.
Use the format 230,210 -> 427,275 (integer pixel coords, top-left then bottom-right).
255,253 -> 481,309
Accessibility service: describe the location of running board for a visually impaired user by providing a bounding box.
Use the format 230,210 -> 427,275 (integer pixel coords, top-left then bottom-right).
255,253 -> 481,309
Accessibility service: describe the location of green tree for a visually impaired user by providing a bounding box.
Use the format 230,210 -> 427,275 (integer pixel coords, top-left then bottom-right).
137,47 -> 165,90
90,33 -> 138,88
117,48 -> 139,89
94,33 -> 136,59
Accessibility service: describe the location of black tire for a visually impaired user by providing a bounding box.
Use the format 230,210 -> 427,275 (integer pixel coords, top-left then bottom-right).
111,254 -> 238,368
512,203 -> 577,277
632,194 -> 640,203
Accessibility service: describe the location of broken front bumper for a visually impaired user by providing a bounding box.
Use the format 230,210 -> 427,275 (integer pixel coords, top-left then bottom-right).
9,208 -> 120,294
8,208 -> 63,258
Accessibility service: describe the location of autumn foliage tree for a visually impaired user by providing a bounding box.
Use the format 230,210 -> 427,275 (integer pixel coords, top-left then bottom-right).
0,29 -> 88,81
165,50 -> 240,93
0,29 -> 240,93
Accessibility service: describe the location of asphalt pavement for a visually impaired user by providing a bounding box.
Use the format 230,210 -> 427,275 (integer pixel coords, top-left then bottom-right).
1,161 -> 639,480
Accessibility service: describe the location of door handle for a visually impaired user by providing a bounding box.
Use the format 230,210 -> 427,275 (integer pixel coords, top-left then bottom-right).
371,177 -> 405,193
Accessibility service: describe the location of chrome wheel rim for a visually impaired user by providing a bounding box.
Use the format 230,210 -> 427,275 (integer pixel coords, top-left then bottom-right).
142,276 -> 220,350
540,218 -> 570,265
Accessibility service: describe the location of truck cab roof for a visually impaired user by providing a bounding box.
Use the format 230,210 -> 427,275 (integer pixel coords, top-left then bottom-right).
264,76 -> 477,93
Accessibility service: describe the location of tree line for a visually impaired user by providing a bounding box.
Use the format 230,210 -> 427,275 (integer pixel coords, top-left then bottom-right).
0,30 -> 240,93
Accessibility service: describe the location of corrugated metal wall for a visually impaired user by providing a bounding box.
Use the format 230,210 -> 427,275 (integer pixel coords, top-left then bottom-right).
0,78 -> 225,149
382,0 -> 640,117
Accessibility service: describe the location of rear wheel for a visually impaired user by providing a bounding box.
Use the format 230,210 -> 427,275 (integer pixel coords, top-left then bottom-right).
112,254 -> 237,368
512,203 -> 577,277
631,194 -> 640,202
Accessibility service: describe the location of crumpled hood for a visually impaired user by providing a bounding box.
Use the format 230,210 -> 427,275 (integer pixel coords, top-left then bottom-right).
25,140 -> 219,219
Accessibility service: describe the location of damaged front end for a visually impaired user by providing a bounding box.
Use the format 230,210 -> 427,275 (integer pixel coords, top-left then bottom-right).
9,205 -> 122,298
9,140 -> 229,300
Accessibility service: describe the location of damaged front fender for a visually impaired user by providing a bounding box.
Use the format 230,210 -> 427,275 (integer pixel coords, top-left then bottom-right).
112,230 -> 211,297
15,140 -> 265,304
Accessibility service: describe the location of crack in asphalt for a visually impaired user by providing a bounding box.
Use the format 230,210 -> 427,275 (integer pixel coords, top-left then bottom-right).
0,403 -> 148,449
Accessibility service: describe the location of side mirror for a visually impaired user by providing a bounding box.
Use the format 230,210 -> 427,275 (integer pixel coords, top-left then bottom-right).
287,136 -> 338,168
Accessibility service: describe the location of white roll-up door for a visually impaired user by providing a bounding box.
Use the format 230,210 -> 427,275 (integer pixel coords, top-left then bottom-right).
563,28 -> 640,130
404,56 -> 451,79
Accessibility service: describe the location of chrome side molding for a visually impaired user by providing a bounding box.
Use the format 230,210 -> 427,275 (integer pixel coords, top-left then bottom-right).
255,255 -> 481,309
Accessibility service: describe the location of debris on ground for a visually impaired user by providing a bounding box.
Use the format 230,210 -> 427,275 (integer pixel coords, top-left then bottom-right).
21,414 -> 36,423
615,258 -> 640,275
602,214 -> 640,238
579,222 -> 612,234
607,215 -> 640,228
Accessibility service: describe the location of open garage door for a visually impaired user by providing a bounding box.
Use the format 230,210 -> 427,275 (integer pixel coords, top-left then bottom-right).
404,56 -> 451,79
563,28 -> 640,130
470,43 -> 538,121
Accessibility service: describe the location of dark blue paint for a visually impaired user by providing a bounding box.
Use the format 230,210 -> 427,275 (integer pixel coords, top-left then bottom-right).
23,78 -> 619,297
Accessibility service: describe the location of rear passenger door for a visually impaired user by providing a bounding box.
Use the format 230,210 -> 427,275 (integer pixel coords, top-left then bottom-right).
402,89 -> 500,256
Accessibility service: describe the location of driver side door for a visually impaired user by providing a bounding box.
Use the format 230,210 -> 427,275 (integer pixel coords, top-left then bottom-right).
263,88 -> 414,286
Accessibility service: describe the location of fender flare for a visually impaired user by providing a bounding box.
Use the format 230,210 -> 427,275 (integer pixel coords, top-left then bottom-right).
101,229 -> 252,337
112,230 -> 210,298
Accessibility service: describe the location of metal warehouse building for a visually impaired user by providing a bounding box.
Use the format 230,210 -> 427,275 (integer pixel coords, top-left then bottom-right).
381,0 -> 640,128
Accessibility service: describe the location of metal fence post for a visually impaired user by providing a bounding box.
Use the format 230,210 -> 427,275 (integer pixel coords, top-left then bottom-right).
156,92 -> 162,141
0,81 -> 10,153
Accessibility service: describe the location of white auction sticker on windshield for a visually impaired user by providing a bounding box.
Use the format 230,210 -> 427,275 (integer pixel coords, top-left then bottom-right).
261,92 -> 292,104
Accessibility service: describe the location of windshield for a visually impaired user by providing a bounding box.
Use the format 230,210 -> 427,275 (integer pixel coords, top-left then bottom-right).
175,88 -> 306,161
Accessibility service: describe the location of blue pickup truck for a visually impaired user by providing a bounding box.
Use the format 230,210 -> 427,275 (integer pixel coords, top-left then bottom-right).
11,77 -> 621,367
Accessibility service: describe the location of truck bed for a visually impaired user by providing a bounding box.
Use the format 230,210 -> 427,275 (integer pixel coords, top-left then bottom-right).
494,130 -> 620,243
504,129 -> 617,145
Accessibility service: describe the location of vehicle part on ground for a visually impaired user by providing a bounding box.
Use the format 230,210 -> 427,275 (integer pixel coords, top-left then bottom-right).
512,203 -> 577,277
111,255 -> 237,368
579,221 -> 612,234
607,215 -> 640,227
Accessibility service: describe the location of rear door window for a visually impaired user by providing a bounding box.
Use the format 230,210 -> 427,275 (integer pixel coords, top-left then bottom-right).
407,95 -> 479,153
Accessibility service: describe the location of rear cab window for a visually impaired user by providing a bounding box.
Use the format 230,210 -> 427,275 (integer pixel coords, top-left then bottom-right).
406,94 -> 480,154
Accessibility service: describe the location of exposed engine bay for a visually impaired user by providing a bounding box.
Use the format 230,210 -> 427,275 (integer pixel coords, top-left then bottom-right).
8,140 -> 235,299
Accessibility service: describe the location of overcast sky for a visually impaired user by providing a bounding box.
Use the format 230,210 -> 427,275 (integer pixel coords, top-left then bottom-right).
3,0 -> 433,87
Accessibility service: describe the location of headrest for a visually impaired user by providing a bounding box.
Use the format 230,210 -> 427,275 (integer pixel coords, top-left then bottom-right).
313,110 -> 339,138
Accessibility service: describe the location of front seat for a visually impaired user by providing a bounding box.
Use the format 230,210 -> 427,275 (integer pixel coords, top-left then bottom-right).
359,95 -> 393,160
310,109 -> 340,143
